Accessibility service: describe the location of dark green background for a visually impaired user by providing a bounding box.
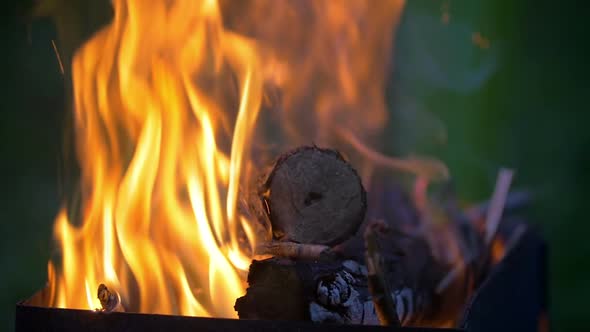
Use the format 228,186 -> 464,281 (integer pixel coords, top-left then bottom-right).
0,1 -> 587,331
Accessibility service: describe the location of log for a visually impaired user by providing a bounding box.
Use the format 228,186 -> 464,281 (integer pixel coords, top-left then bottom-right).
235,227 -> 450,326
238,147 -> 503,327
234,258 -> 376,324
233,259 -> 310,321
258,146 -> 367,245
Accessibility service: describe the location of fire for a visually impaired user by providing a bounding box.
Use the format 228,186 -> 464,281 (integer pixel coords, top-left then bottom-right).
46,0 -> 405,317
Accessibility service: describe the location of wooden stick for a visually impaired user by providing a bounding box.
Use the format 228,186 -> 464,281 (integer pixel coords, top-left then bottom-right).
435,168 -> 515,294
465,190 -> 531,221
255,241 -> 334,260
485,169 -> 515,244
364,221 -> 401,326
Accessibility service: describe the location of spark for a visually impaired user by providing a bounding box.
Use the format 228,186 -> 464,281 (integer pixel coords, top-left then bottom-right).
51,40 -> 65,75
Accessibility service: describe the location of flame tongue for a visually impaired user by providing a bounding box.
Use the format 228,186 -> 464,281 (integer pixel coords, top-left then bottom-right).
49,0 -> 260,317
48,0 -> 404,317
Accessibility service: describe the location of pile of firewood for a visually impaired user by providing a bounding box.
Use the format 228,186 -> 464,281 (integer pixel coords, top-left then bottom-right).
234,145 -> 520,327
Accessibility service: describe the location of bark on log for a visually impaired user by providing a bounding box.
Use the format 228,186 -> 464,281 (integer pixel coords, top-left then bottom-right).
258,146 -> 367,245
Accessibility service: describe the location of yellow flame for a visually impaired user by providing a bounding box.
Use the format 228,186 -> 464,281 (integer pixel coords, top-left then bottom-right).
48,0 -> 262,317
47,0 -> 405,318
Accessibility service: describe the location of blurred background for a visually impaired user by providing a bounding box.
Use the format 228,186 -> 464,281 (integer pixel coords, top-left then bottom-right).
0,0 -> 587,331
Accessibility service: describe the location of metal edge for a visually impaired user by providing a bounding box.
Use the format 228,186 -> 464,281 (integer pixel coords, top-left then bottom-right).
459,224 -> 547,332
15,302 -> 461,332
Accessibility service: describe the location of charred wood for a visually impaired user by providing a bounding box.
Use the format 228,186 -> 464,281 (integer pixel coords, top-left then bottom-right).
97,284 -> 125,313
235,226 -> 451,327
252,146 -> 367,245
239,146 -> 518,327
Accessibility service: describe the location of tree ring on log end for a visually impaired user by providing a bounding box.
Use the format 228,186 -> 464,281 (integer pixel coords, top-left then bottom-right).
262,146 -> 367,245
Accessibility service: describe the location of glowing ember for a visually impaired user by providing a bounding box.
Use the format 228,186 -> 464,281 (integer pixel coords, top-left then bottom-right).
45,0 -> 406,318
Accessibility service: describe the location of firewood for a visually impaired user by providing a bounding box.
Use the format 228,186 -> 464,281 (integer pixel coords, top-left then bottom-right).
234,258 -> 344,321
256,146 -> 367,245
436,169 -> 515,296
255,241 -> 335,260
235,226 -> 450,326
234,258 -> 380,324
238,147 -> 502,327
364,221 -> 400,326
233,259 -> 309,320
97,284 -> 125,313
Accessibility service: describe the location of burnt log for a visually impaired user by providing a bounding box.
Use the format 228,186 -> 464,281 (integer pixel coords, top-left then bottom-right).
233,259 -> 310,321
234,258 -> 376,324
256,146 -> 367,245
239,146 -> 497,327
235,227 -> 451,326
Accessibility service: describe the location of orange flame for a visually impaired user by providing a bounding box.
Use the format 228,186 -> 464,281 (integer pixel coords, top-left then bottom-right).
47,0 -> 405,317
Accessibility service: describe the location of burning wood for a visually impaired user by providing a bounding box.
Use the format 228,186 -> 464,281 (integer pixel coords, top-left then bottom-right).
255,146 -> 366,245
97,284 -> 125,313
235,236 -> 444,326
364,221 -> 400,326
31,0 -> 535,327
255,241 -> 334,260
436,168 -> 515,295
236,146 -> 466,326
235,146 -> 523,327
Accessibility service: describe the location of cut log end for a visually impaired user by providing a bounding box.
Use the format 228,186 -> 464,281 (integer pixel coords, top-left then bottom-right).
262,146 -> 367,245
